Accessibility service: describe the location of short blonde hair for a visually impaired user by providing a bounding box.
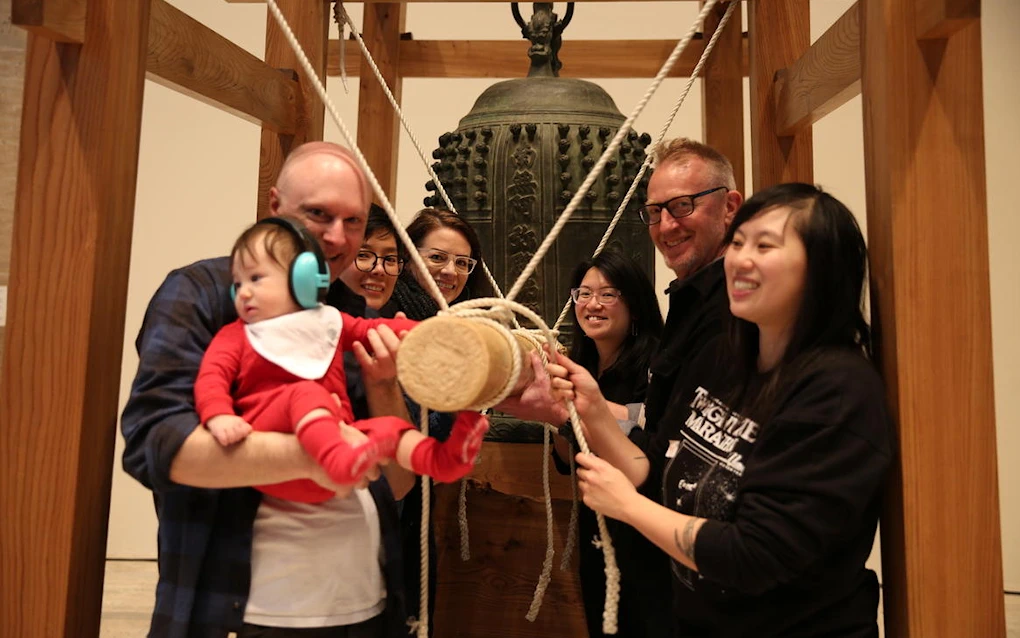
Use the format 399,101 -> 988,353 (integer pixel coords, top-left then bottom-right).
653,137 -> 736,190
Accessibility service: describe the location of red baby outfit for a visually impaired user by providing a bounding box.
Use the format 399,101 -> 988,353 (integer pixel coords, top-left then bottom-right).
195,307 -> 417,502
195,306 -> 490,503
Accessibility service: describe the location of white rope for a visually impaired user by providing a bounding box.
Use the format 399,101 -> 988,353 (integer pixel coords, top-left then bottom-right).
506,0 -> 723,304
333,3 -> 509,309
401,406 -> 432,638
457,477 -> 471,561
525,427 -> 556,622
560,441 -> 579,571
336,9 -> 349,93
265,0 -> 450,314
552,0 -> 739,332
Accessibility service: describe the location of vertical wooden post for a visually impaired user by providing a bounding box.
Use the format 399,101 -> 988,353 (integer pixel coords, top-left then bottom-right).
861,1 -> 1005,636
747,0 -> 812,189
257,0 -> 328,218
701,1 -> 745,195
0,0 -> 28,380
357,3 -> 405,201
0,0 -> 151,636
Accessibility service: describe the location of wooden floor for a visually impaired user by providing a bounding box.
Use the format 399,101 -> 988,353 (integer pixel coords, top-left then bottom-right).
101,560 -> 1020,638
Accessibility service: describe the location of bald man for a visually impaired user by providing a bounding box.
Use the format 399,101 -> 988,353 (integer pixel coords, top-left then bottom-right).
122,142 -> 411,638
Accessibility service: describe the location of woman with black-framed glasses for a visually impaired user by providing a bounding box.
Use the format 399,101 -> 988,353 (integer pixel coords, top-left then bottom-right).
339,204 -> 406,310
553,250 -> 669,638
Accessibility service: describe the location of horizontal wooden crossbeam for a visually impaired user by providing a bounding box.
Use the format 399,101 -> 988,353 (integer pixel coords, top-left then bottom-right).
774,1 -> 860,136
147,0 -> 301,134
329,37 -> 749,78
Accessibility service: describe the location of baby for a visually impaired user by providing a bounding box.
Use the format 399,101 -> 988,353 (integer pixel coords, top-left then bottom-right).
194,216 -> 488,502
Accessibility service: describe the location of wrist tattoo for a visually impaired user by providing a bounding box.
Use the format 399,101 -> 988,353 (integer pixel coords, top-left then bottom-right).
674,518 -> 699,563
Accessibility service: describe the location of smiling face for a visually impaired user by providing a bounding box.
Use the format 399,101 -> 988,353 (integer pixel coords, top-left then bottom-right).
268,150 -> 369,280
646,158 -> 736,280
573,267 -> 631,350
339,230 -> 401,310
724,205 -> 808,335
232,237 -> 302,324
414,227 -> 472,303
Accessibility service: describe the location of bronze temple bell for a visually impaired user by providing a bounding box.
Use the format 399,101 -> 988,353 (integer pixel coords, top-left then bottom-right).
425,2 -> 656,339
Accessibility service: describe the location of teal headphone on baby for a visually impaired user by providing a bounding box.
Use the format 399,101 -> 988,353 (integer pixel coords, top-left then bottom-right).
230,216 -> 331,309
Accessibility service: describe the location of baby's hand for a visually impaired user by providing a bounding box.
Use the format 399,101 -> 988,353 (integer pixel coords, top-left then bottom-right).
205,414 -> 253,446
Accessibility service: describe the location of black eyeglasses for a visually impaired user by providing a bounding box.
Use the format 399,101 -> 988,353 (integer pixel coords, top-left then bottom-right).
639,186 -> 728,225
354,250 -> 404,276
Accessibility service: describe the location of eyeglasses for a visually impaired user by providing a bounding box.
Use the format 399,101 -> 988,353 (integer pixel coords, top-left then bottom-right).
570,287 -> 622,306
419,248 -> 478,275
354,250 -> 404,276
639,186 -> 728,225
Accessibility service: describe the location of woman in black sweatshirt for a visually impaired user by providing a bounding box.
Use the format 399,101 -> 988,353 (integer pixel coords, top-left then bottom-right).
550,183 -> 893,637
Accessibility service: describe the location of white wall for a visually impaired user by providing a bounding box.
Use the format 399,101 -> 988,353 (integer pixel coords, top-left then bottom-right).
108,0 -> 1019,593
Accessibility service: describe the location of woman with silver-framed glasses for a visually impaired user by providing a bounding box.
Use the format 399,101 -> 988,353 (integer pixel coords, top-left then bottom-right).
339,204 -> 407,311
383,208 -> 490,320
380,207 -> 490,638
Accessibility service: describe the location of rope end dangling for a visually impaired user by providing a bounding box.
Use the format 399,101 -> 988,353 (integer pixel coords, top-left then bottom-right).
332,2 -> 350,94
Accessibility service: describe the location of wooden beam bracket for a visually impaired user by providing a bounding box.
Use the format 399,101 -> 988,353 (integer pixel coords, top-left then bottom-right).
12,0 -> 87,43
774,1 -> 860,137
916,0 -> 980,40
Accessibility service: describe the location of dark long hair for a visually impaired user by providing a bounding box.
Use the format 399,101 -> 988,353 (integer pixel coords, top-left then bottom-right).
724,183 -> 872,420
365,203 -> 407,261
406,208 -> 492,301
568,250 -> 664,379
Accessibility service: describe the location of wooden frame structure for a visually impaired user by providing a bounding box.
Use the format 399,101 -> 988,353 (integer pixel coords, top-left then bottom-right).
0,0 -> 1004,636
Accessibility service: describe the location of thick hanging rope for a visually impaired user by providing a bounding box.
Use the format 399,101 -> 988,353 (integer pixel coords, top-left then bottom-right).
404,408 -> 432,638
525,427 -> 556,622
560,442 -> 579,571
457,475 -> 471,560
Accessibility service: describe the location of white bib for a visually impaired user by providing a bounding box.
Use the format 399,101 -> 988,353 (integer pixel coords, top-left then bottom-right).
245,305 -> 342,380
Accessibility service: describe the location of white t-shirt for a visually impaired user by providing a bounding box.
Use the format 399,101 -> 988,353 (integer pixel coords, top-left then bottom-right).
244,490 -> 386,628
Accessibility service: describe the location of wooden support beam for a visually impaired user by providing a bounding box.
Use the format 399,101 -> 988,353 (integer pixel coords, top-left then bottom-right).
329,37 -> 750,79
357,3 -> 405,201
257,0 -> 328,219
228,0 -> 701,3
11,0 -> 85,42
916,0 -> 980,40
0,0 -> 151,636
147,0 -> 300,134
701,1 -> 745,194
861,1 -> 1006,636
775,1 -> 860,136
748,0 -> 813,190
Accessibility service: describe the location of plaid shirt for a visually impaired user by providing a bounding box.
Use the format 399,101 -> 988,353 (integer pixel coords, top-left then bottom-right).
120,257 -> 405,638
